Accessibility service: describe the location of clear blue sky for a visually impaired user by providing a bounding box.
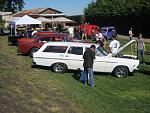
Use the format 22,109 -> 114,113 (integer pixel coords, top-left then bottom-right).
24,0 -> 96,16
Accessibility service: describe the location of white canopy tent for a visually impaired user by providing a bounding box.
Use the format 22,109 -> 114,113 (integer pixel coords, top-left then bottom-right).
10,15 -> 41,35
11,15 -> 41,25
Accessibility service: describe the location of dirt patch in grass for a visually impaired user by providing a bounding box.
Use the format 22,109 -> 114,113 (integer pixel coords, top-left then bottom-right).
0,36 -> 81,113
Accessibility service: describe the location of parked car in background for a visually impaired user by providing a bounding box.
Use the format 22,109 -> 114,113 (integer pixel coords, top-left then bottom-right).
8,35 -> 25,45
17,33 -> 73,57
0,28 -> 10,36
33,40 -> 139,78
101,26 -> 117,40
8,31 -> 56,45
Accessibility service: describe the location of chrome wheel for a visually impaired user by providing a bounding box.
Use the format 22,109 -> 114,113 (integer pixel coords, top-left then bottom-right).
113,66 -> 129,78
52,63 -> 67,73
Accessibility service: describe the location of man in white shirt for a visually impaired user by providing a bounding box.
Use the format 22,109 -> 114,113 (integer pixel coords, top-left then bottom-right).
128,28 -> 133,40
109,35 -> 120,56
68,26 -> 74,38
95,31 -> 103,41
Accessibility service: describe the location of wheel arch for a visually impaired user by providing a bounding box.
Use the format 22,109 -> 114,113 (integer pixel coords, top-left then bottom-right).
112,65 -> 129,73
51,62 -> 68,68
112,65 -> 130,78
29,46 -> 40,53
29,46 -> 40,57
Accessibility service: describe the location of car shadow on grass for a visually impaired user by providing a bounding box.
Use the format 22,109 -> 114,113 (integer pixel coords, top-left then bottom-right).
138,69 -> 150,76
68,69 -> 110,82
145,51 -> 150,55
145,61 -> 150,65
67,69 -> 81,81
17,53 -> 29,57
31,65 -> 50,71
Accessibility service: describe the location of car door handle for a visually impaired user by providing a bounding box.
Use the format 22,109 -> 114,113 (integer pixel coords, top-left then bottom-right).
65,55 -> 69,57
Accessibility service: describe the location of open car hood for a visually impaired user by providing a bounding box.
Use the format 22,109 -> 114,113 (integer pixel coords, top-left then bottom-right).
118,39 -> 136,54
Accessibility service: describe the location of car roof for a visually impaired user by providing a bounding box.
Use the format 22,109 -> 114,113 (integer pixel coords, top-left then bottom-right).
43,42 -> 97,47
101,26 -> 115,29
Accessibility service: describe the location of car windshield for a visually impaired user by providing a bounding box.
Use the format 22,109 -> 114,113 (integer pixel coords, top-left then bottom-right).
95,47 -> 108,56
31,35 -> 39,38
109,28 -> 116,32
101,29 -> 107,32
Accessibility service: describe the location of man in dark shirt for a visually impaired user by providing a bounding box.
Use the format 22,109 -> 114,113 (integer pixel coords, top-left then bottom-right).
83,45 -> 96,87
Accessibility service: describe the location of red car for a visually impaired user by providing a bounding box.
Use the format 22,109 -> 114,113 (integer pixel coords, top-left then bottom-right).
17,33 -> 72,57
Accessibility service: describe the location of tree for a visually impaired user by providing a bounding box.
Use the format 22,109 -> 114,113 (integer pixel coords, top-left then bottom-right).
84,0 -> 150,37
0,15 -> 5,28
0,0 -> 25,13
84,0 -> 150,17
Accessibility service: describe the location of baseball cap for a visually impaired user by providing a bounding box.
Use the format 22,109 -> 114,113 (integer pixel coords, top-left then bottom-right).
90,45 -> 96,49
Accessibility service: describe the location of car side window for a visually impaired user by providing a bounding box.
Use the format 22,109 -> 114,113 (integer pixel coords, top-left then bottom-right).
108,29 -> 112,32
101,29 -> 107,32
51,36 -> 64,42
68,47 -> 83,55
43,46 -> 68,53
39,37 -> 50,43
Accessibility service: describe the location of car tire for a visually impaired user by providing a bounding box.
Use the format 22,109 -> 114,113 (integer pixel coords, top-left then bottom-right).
52,63 -> 67,73
113,66 -> 129,78
29,47 -> 39,57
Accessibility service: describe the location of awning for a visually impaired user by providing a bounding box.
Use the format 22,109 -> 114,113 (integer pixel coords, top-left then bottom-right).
36,17 -> 53,23
51,17 -> 76,23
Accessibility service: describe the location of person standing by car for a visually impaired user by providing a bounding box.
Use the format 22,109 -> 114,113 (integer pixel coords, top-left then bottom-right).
128,28 -> 133,40
68,26 -> 74,38
95,30 -> 106,48
109,35 -> 120,57
136,33 -> 145,64
83,45 -> 96,87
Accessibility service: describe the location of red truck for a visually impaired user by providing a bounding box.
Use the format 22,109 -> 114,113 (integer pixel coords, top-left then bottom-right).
79,24 -> 99,37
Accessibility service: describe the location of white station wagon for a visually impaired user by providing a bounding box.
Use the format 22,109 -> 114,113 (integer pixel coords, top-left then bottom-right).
33,41 -> 139,78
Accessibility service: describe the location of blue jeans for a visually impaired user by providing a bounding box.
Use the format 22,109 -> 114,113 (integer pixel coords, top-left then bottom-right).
84,68 -> 95,87
137,50 -> 144,63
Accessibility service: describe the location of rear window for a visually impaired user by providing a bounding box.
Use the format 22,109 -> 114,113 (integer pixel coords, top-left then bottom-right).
43,46 -> 68,53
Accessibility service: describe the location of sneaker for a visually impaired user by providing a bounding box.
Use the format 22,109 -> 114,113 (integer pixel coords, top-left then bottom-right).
90,85 -> 95,88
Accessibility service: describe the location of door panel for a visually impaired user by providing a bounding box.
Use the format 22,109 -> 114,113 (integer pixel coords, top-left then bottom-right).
65,46 -> 84,70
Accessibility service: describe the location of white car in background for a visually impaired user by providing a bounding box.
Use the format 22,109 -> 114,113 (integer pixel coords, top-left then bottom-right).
33,40 -> 139,78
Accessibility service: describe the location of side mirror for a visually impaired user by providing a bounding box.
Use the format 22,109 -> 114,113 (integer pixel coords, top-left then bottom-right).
38,40 -> 42,43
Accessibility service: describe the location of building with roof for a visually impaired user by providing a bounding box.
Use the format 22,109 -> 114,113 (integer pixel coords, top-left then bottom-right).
13,8 -> 76,30
14,8 -> 65,19
0,12 -> 12,27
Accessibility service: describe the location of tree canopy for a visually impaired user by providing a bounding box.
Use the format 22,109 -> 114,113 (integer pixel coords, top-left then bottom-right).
0,0 -> 24,13
84,0 -> 150,17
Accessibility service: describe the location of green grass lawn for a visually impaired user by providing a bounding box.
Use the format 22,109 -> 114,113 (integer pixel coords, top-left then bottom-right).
0,35 -> 150,113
